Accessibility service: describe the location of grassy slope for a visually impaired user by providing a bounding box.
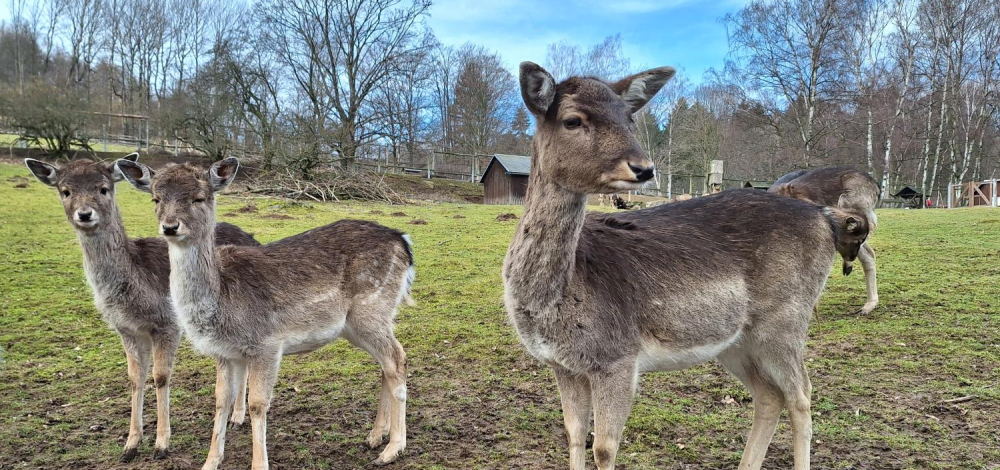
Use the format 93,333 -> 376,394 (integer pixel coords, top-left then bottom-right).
0,162 -> 997,469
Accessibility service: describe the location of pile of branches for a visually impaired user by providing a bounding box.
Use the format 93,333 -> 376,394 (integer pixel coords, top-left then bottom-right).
243,167 -> 407,204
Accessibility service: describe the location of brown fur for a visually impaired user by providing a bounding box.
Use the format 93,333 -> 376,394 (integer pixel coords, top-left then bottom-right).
116,159 -> 414,470
24,156 -> 258,462
769,166 -> 880,313
504,63 -> 866,470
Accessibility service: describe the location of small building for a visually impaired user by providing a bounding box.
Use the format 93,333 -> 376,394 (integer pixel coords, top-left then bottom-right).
743,180 -> 772,190
480,154 -> 530,204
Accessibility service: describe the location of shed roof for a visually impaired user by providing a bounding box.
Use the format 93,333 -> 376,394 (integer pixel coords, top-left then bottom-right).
892,186 -> 923,199
479,154 -> 531,182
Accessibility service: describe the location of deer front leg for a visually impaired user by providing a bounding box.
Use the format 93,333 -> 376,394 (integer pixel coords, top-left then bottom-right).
230,365 -> 249,428
203,358 -> 245,470
119,333 -> 151,462
590,361 -> 637,470
856,243 -> 878,314
151,330 -> 180,459
553,367 -> 592,470
247,352 -> 282,470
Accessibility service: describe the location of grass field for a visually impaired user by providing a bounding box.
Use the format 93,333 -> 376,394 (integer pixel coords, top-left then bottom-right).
0,134 -> 139,154
1,161 -> 998,469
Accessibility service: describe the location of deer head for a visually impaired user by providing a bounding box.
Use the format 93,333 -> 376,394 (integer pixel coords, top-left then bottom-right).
116,158 -> 238,242
518,62 -> 675,194
25,153 -> 139,232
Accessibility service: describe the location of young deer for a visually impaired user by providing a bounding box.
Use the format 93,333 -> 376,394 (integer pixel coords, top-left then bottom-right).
504,62 -> 870,470
24,155 -> 259,462
115,158 -> 413,470
769,167 -> 880,314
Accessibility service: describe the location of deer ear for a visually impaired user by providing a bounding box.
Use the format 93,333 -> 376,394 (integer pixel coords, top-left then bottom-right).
115,159 -> 154,193
208,157 -> 239,192
611,66 -> 676,113
519,61 -> 556,116
24,158 -> 60,186
122,152 -> 139,162
845,216 -> 861,234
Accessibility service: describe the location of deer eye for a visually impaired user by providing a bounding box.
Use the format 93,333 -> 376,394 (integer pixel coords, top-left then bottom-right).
100,188 -> 109,195
61,190 -> 70,197
563,117 -> 582,130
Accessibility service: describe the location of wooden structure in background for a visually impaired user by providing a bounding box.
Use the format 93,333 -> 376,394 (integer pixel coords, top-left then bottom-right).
480,154 -> 530,204
948,180 -> 1000,208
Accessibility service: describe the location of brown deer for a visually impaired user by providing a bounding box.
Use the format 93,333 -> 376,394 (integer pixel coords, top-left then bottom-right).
115,158 -> 413,470
24,155 -> 259,462
770,167 -> 880,314
504,62 -> 870,470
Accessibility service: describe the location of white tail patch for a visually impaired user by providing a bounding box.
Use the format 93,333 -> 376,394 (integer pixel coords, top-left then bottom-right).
396,234 -> 416,308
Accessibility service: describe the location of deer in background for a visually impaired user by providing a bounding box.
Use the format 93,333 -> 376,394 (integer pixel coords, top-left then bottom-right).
504,62 -> 870,470
770,166 -> 880,314
116,158 -> 413,470
24,155 -> 259,462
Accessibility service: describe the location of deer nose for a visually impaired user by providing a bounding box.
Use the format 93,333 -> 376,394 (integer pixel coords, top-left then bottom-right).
628,163 -> 655,182
77,210 -> 93,221
161,222 -> 180,236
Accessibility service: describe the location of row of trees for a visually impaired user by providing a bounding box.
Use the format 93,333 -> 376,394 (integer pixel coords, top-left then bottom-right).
1,0 -> 998,200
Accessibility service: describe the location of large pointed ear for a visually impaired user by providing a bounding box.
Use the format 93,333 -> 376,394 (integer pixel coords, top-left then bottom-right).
610,66 -> 676,113
105,153 -> 138,182
24,158 -> 60,186
208,157 -> 239,192
115,159 -> 154,193
519,61 -> 556,116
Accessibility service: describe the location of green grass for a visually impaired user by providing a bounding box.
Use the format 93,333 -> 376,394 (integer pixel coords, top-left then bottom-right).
0,133 -> 139,153
1,162 -> 998,469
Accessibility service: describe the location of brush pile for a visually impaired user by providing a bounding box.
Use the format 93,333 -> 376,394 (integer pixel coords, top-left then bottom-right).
243,167 -> 407,204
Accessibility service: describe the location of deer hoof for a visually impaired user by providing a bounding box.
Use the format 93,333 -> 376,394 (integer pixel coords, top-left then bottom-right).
119,447 -> 139,463
153,447 -> 169,460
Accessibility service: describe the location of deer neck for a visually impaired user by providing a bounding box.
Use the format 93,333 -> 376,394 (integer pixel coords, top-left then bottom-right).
76,204 -> 134,295
504,167 -> 588,313
167,219 -> 221,328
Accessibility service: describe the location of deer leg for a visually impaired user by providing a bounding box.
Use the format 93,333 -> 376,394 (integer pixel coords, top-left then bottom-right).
247,352 -> 281,470
720,353 -> 784,470
119,333 -> 151,462
230,365 -> 249,428
345,314 -> 408,465
151,330 -> 180,459
781,364 -> 813,470
856,243 -> 878,315
589,361 -> 636,470
553,367 -> 592,470
202,358 -> 245,470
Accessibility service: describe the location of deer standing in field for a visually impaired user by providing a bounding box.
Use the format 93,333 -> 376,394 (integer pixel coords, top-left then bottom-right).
503,62 -> 871,470
24,155 -> 259,462
116,158 -> 413,470
769,166 -> 880,314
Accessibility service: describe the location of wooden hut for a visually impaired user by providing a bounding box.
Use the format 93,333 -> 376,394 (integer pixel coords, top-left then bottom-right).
480,154 -> 530,204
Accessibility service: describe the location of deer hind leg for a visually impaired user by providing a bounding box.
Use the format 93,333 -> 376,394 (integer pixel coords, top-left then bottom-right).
553,367 -> 592,470
247,352 -> 281,470
752,345 -> 813,470
151,330 -> 180,459
720,352 -> 784,470
589,360 -> 637,470
345,313 -> 408,465
119,333 -> 151,462
229,365 -> 249,428
856,243 -> 878,315
202,358 -> 245,470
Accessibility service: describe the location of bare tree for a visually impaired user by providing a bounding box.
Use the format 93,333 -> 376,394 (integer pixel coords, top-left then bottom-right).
451,45 -> 518,155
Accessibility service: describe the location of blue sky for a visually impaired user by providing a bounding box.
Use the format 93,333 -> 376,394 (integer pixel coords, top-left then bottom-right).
427,0 -> 748,83
1,0 -> 745,83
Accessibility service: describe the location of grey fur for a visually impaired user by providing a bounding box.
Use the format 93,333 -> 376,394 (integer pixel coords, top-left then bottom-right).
504,64 -> 865,470
118,159 -> 413,470
24,158 -> 258,462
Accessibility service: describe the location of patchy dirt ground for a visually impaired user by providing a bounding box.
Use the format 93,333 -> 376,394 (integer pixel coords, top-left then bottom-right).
1,162 -> 998,469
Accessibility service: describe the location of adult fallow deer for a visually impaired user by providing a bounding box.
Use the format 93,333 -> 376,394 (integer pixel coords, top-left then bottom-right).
116,158 -> 413,470
24,155 -> 259,462
770,166 -> 880,314
503,62 -> 870,470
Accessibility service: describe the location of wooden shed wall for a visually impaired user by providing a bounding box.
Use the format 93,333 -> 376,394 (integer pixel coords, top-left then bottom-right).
483,166 -> 528,204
